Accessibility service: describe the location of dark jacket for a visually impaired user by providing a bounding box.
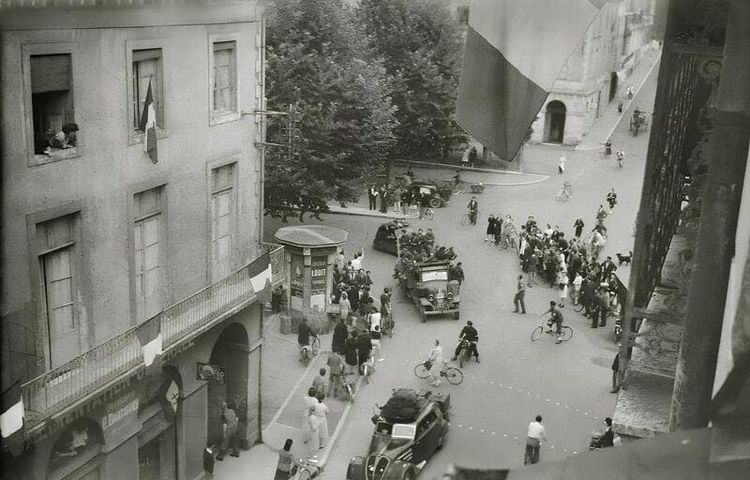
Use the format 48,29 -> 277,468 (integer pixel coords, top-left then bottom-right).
332,322 -> 348,353
598,428 -> 614,448
344,337 -> 359,366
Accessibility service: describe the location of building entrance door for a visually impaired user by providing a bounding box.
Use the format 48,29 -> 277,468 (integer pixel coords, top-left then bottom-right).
544,101 -> 566,143
138,424 -> 175,480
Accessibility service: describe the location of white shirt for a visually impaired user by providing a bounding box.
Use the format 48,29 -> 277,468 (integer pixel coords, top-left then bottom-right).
527,421 -> 547,440
351,257 -> 361,271
428,344 -> 443,364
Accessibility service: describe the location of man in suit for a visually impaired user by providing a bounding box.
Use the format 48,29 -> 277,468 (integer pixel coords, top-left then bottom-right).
368,185 -> 378,210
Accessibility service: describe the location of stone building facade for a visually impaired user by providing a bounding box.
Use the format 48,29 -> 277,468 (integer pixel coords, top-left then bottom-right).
530,0 -> 658,145
0,1 -> 283,479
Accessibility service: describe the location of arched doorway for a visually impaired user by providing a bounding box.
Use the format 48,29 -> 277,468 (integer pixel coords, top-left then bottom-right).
544,100 -> 567,143
47,418 -> 104,479
207,323 -> 249,449
609,72 -> 618,101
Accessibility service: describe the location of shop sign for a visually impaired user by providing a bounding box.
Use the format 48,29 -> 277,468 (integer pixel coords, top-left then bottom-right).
290,254 -> 304,290
310,256 -> 327,291
196,362 -> 226,385
102,391 -> 139,432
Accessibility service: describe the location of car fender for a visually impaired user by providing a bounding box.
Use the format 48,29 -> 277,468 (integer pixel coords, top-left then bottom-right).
347,456 -> 366,480
384,459 -> 415,480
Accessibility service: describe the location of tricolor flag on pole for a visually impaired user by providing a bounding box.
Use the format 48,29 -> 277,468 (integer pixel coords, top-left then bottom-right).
456,0 -> 605,160
136,318 -> 162,368
139,78 -> 158,164
0,381 -> 24,439
248,253 -> 273,304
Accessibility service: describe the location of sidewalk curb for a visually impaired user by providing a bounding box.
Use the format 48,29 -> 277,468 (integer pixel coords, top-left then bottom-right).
394,158 -> 533,177
576,51 -> 661,152
318,375 -> 365,466
326,208 -> 402,219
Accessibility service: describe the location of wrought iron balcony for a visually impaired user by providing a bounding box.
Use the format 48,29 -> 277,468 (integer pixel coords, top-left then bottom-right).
21,244 -> 284,432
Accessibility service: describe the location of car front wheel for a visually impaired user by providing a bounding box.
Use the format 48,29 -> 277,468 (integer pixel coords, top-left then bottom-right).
429,197 -> 442,209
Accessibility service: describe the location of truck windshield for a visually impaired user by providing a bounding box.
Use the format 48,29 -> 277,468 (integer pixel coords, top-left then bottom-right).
421,271 -> 448,282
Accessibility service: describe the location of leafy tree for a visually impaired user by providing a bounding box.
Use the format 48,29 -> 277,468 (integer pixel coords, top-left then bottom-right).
358,0 -> 467,160
265,0 -> 397,221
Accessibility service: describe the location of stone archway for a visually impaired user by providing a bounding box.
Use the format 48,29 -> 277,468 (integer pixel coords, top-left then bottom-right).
47,418 -> 104,479
544,100 -> 567,143
207,323 -> 249,448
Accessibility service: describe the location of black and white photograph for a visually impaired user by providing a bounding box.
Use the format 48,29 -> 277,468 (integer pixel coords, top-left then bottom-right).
1,0 -> 748,479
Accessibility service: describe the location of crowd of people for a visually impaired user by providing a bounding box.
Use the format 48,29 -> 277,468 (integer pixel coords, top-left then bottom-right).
508,191 -> 626,333
392,226 -> 463,285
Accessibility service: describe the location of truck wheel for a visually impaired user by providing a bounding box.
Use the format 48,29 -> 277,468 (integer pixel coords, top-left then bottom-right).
403,469 -> 416,480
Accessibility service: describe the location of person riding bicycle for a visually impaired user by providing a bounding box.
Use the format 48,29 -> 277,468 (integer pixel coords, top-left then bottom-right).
467,197 -> 479,225
542,301 -> 565,344
604,139 -> 612,156
452,320 -> 479,363
616,149 -> 624,167
298,318 -> 317,357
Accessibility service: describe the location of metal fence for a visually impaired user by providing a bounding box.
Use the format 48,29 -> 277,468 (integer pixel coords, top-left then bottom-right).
21,244 -> 284,429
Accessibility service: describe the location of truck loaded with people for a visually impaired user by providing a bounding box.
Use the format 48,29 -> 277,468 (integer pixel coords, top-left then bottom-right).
393,228 -> 462,322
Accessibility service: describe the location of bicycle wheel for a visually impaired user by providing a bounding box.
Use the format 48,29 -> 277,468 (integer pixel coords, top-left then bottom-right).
460,214 -> 469,226
458,349 -> 467,368
530,325 -> 544,342
424,208 -> 434,221
414,362 -> 431,379
444,367 -> 463,385
559,326 -> 574,342
311,336 -> 321,356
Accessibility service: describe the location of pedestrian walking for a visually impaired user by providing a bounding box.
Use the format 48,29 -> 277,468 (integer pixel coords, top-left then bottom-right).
370,325 -> 383,361
367,185 -> 378,210
313,393 -> 330,450
216,401 -> 239,460
356,329 -> 372,374
611,350 -> 621,393
574,218 -> 584,238
524,415 -> 547,465
572,272 -> 583,305
339,292 -> 351,326
312,368 -> 327,399
274,439 -> 295,480
558,155 -> 566,174
332,317 -> 347,353
343,332 -> 359,374
302,387 -> 320,455
513,275 -> 527,314
326,352 -> 344,398
606,188 -> 618,212
485,214 -> 496,242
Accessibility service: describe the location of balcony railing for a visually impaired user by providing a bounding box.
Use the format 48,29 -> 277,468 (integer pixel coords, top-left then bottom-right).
21,244 -> 284,431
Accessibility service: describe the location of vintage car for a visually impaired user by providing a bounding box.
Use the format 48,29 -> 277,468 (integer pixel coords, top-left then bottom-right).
347,391 -> 450,480
407,180 -> 453,208
399,260 -> 460,321
373,220 -> 409,255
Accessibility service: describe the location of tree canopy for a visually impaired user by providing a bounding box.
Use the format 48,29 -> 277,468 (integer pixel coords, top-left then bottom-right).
358,0 -> 467,160
264,0 -> 397,221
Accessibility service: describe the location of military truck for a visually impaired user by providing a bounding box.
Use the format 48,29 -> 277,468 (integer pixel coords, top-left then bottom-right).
397,260 -> 460,322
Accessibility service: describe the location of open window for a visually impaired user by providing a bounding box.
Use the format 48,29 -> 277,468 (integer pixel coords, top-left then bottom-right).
132,49 -> 164,131
30,54 -> 79,161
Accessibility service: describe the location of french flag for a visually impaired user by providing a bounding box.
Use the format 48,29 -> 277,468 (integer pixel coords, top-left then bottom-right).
456,0 -> 605,160
139,78 -> 158,164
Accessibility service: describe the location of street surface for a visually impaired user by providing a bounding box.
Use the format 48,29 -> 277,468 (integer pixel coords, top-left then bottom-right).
260,60 -> 658,478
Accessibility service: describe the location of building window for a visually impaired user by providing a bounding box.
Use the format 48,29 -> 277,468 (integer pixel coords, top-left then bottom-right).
134,187 -> 163,322
210,164 -> 235,280
212,41 -> 237,115
132,49 -> 164,130
37,215 -> 80,368
30,54 -> 79,159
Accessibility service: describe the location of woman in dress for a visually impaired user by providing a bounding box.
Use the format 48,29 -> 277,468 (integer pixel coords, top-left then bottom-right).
313,393 -> 330,450
302,388 -> 320,453
339,292 -> 351,326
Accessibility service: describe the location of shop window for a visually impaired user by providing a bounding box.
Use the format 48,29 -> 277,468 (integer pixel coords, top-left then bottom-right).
30,54 -> 79,160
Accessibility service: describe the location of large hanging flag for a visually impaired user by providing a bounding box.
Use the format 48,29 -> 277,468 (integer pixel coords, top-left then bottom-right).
456,0 -> 605,160
0,381 -> 24,439
248,253 -> 273,304
136,318 -> 162,367
139,78 -> 158,164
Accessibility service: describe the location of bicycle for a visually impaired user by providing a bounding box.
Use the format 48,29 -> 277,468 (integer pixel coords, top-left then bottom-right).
413,360 -> 463,385
461,210 -> 479,226
422,207 -> 434,221
530,324 -> 574,343
299,334 -> 321,366
381,313 -> 394,338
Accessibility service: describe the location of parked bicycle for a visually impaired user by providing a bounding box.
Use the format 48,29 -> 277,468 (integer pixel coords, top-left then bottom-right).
413,361 -> 464,385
